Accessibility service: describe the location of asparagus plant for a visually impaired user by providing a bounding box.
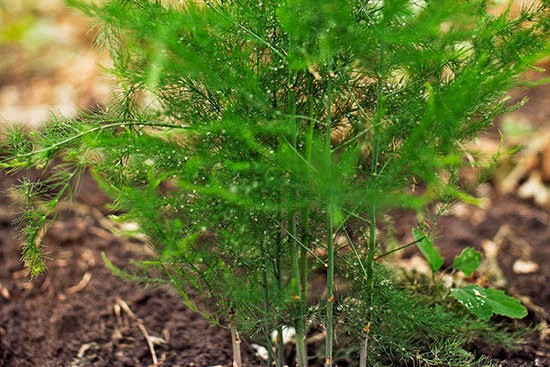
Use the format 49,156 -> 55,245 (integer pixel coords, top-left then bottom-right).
2,0 -> 549,365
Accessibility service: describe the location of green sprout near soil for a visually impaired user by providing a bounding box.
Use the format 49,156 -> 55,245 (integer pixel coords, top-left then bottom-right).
2,0 -> 549,366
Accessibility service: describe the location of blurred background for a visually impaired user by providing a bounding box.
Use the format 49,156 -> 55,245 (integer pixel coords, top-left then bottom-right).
0,0 -> 111,126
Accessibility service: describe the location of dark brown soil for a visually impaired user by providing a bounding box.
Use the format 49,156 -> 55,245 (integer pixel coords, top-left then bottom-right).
0,172 -> 261,367
0,168 -> 549,367
435,192 -> 550,367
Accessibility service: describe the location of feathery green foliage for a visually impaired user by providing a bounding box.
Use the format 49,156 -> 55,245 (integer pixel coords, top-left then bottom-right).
2,0 -> 549,365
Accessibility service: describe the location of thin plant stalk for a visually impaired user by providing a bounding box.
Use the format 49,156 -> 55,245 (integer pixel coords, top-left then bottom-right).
286,57 -> 308,367
294,85 -> 315,367
359,327 -> 369,367
324,76 -> 335,367
277,325 -> 285,367
366,23 -> 384,309
261,233 -> 277,367
276,220 -> 285,367
298,208 -> 311,367
366,203 -> 376,307
300,82 -> 315,302
230,322 -> 242,367
296,228 -> 309,367
325,211 -> 335,367
359,30 -> 385,366
362,206 -> 376,367
289,209 -> 308,367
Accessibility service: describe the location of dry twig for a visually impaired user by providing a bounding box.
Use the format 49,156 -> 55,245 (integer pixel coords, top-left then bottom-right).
67,272 -> 92,294
115,297 -> 159,366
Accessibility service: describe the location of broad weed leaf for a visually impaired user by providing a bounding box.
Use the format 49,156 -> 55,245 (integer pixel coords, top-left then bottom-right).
412,228 -> 443,272
450,285 -> 527,321
453,247 -> 481,276
449,286 -> 493,321
484,287 -> 528,319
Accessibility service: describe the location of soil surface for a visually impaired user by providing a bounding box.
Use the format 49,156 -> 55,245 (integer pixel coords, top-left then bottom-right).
1,169 -> 549,367
0,171 -> 263,367
435,193 -> 550,367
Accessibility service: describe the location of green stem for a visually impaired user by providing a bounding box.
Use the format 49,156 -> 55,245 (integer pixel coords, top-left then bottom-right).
367,23 -> 385,303
275,217 -> 285,367
325,211 -> 335,367
297,206 -> 310,367
361,26 -> 385,367
366,203 -> 376,305
296,235 -> 309,367
301,91 -> 314,291
3,121 -> 188,167
285,45 -> 308,366
373,236 -> 425,261
325,74 -> 335,367
261,234 -> 277,367
296,76 -> 316,367
277,325 -> 285,367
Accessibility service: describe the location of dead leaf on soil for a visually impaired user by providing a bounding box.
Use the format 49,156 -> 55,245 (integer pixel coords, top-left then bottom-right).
499,130 -> 550,208
162,328 -> 170,344
478,227 -> 509,288
447,201 -> 487,225
0,283 -> 10,300
513,259 -> 539,274
250,343 -> 269,361
80,249 -> 96,267
149,335 -> 167,346
393,255 -> 432,275
517,172 -> 550,208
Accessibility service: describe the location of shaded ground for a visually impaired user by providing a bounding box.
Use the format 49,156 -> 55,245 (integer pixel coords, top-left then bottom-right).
436,193 -> 550,366
1,169 -> 549,367
0,172 -> 261,367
